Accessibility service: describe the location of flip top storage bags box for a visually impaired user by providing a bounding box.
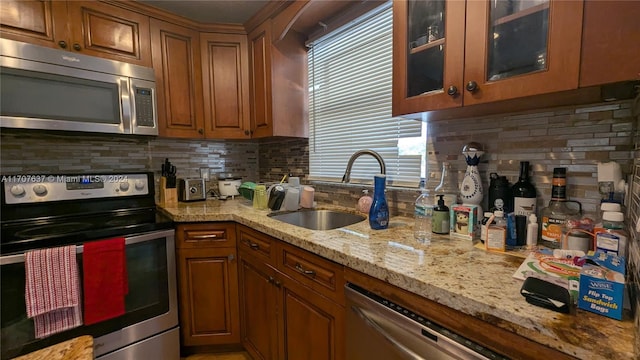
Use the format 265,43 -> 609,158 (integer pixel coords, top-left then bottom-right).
578,252 -> 626,320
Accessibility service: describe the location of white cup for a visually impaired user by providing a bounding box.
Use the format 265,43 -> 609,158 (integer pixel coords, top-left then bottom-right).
288,177 -> 300,187
300,186 -> 315,208
283,188 -> 300,211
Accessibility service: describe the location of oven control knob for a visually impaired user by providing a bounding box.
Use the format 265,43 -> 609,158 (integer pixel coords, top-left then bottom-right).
10,185 -> 25,197
119,182 -> 130,192
32,184 -> 47,196
190,186 -> 197,194
134,180 -> 145,191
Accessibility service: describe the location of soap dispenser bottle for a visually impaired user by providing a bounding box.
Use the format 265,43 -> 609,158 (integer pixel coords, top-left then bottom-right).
432,194 -> 450,234
369,174 -> 389,230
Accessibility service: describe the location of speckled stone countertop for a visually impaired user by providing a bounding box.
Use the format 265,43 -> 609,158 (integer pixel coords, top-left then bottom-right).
160,199 -> 635,360
13,335 -> 93,360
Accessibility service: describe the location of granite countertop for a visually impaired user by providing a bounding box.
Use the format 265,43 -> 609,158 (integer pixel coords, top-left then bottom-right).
13,336 -> 93,360
160,198 -> 636,360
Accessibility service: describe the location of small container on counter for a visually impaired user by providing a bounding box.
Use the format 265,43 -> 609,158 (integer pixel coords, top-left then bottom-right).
486,210 -> 506,252
431,195 -> 449,235
253,185 -> 268,210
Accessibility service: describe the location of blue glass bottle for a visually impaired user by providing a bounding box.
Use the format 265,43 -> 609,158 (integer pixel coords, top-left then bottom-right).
369,174 -> 389,230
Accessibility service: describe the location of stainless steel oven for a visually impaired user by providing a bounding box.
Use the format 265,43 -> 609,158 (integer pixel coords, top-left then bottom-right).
0,172 -> 178,360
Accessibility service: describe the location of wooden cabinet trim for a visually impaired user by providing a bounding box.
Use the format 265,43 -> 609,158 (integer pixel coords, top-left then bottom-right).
176,222 -> 236,248
279,243 -> 344,304
236,225 -> 277,264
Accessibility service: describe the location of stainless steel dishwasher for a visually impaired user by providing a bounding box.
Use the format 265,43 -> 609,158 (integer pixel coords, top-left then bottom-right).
345,283 -> 509,360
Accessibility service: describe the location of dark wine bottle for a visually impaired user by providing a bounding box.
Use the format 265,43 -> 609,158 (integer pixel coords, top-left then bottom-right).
512,161 -> 537,246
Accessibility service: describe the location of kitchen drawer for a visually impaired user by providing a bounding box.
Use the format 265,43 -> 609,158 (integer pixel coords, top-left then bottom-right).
236,225 -> 276,265
278,242 -> 344,304
176,223 -> 236,249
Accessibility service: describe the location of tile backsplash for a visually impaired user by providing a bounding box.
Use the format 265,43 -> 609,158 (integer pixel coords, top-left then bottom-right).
0,129 -> 260,194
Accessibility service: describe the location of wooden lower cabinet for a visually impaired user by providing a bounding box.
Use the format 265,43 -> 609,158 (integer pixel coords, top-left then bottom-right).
237,225 -> 345,360
238,253 -> 279,360
176,223 -> 240,348
279,274 -> 345,360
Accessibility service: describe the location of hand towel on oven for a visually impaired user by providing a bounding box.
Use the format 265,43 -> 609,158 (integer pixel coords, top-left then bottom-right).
25,245 -> 83,338
83,237 -> 128,325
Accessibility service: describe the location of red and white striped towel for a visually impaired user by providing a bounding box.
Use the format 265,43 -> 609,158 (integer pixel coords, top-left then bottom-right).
25,245 -> 83,338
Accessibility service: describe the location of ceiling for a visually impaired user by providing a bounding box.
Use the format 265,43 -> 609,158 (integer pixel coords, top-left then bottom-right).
138,0 -> 270,24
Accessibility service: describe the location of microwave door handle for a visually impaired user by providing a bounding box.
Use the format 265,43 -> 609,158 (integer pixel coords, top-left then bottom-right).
120,78 -> 132,134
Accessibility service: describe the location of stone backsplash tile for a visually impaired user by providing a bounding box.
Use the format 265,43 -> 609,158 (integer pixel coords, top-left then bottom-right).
0,129 -> 260,195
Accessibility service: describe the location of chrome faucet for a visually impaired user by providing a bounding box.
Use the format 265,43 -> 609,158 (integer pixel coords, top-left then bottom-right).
342,150 -> 386,183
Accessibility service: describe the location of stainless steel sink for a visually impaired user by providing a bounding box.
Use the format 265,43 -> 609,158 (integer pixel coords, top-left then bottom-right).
268,209 -> 366,230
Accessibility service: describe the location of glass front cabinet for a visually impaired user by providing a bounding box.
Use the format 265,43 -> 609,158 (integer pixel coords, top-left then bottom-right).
392,0 -> 584,116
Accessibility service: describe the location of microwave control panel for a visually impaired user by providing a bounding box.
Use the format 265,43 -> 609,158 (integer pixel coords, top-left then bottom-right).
134,87 -> 155,127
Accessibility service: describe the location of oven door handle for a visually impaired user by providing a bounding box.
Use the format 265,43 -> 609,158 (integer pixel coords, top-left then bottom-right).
0,229 -> 175,265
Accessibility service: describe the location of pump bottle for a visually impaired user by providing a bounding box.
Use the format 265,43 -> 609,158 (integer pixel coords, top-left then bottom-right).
432,195 -> 450,234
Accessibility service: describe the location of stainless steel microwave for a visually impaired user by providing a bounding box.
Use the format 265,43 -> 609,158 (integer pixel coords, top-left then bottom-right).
0,38 -> 158,136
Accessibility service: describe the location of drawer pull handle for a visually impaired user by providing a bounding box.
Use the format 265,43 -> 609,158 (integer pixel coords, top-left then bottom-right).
249,243 -> 260,250
295,263 -> 316,277
191,234 -> 218,239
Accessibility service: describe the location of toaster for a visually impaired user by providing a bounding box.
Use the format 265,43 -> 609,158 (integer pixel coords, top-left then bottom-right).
178,178 -> 206,202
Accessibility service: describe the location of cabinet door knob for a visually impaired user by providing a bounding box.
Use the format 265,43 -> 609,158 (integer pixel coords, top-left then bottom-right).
72,43 -> 82,51
58,41 -> 68,49
244,130 -> 250,136
198,128 -> 204,135
465,81 -> 478,93
227,254 -> 235,261
447,85 -> 458,97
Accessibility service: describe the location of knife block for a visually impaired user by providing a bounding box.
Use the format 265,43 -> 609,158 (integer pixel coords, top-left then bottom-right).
159,177 -> 177,206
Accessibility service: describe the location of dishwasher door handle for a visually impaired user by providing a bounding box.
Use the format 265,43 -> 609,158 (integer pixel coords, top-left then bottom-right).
350,305 -> 424,360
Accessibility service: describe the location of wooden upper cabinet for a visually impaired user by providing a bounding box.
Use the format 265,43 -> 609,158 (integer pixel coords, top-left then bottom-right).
249,19 -> 308,139
66,1 -> 151,66
0,0 -> 151,66
393,0 -> 584,116
249,20 -> 274,138
201,32 -> 251,139
579,1 -> 640,87
0,0 -> 67,48
151,19 -> 204,138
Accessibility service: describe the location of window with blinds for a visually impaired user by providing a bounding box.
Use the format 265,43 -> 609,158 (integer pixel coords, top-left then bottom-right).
308,2 -> 425,188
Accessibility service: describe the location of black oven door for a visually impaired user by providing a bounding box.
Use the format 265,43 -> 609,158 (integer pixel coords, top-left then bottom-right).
0,229 -> 178,359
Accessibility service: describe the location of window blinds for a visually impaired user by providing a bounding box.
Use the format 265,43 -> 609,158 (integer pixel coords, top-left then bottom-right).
308,3 -> 423,188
